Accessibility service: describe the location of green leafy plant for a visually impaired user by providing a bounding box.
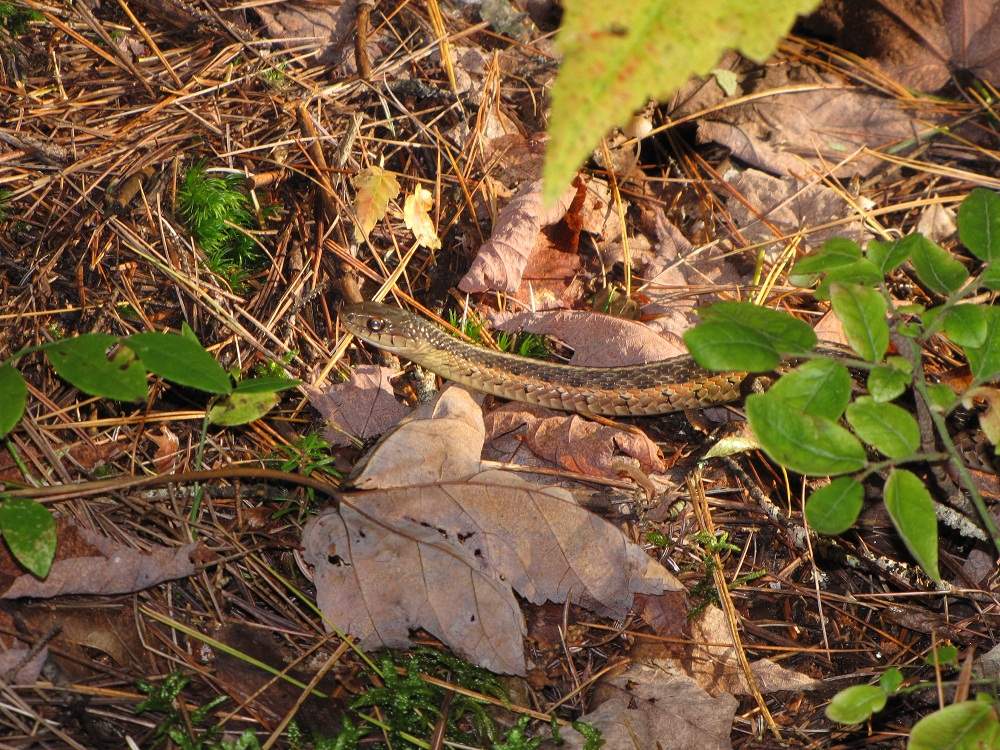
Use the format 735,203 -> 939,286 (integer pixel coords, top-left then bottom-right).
0,1 -> 42,35
448,310 -> 550,359
542,0 -> 820,202
177,162 -> 268,288
684,188 -> 1000,746
0,326 -> 298,577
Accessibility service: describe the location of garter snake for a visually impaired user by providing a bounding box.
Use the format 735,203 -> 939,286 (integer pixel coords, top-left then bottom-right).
340,302 -> 784,417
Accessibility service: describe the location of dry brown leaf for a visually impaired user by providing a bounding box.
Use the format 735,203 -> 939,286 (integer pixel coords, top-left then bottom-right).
0,521 -> 200,599
557,662 -> 738,750
349,387 -> 484,489
352,165 -> 401,242
484,402 -> 665,479
148,426 -> 180,473
403,185 -> 441,250
458,177 -> 617,294
724,169 -> 869,253
916,201 -> 958,242
307,365 -> 410,447
303,470 -> 683,674
256,0 -> 369,67
493,309 -> 685,366
696,65 -> 934,178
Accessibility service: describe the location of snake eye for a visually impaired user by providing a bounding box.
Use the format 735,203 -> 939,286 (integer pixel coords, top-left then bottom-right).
366,317 -> 386,333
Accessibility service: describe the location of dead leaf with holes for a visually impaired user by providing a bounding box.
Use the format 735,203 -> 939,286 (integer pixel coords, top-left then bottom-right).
302,388 -> 684,674
352,165 -> 401,242
402,185 -> 441,250
307,365 -> 410,447
558,662 -> 738,750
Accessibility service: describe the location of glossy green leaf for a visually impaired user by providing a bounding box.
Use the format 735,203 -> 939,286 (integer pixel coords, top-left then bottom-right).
684,321 -> 779,372
925,383 -> 958,413
905,233 -> 968,295
768,359 -> 852,419
746,392 -> 867,476
867,359 -> 912,403
846,397 -> 920,459
908,700 -> 1000,750
126,332 -> 231,394
47,334 -> 147,402
698,302 -> 817,353
867,237 -> 911,274
180,321 -> 200,345
542,0 -> 821,204
805,477 -> 863,535
830,283 -> 889,362
957,188 -> 1000,262
207,391 -> 280,426
825,684 -> 887,725
942,304 -> 988,348
790,237 -> 862,279
979,263 -> 1000,291
879,667 -> 903,695
964,307 -> 1000,384
0,365 -> 27,438
814,259 -> 883,300
883,469 -> 940,584
233,376 -> 301,394
0,497 -> 56,578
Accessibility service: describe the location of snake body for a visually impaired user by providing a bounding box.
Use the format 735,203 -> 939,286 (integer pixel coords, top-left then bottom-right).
342,302 -> 752,416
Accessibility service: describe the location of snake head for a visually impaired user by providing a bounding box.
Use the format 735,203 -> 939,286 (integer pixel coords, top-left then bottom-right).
342,302 -> 434,355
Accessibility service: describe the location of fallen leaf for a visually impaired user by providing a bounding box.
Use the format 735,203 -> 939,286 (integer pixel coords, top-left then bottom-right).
557,662 -> 738,750
458,177 -> 616,294
256,0 -> 370,68
492,309 -> 685,366
697,65 -> 938,178
307,365 -> 410,447
916,201 -> 958,243
349,386 -> 484,489
403,185 -> 441,250
148,426 -> 180,472
67,440 -> 126,471
0,521 -> 201,599
352,165 -> 401,242
303,469 -> 683,674
484,402 -> 665,479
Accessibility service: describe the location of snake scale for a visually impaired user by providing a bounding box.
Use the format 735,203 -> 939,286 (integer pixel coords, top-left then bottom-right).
341,302 -> 766,417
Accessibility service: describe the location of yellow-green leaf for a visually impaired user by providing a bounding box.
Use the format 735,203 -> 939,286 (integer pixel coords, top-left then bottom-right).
543,0 -> 821,204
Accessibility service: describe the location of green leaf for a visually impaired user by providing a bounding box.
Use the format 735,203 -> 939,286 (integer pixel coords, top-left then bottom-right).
698,302 -> 817,353
790,237 -> 862,279
867,359 -> 912,402
979,263 -> 1000,291
825,684 -> 887,725
0,497 -> 57,578
867,238 -> 912,274
964,307 -> 1000,384
0,365 -> 27,438
957,188 -> 1000,262
846,397 -> 920,459
925,383 -> 958,413
768,359 -> 852,419
542,0 -> 821,204
125,332 -> 232,394
924,644 -> 959,668
814,259 -> 884,300
684,321 -> 779,372
746,392 -> 867,476
879,667 -> 903,695
883,469 -> 940,584
830,283 -> 889,362
47,334 -> 147,402
180,321 -> 200,345
942,304 -> 988,348
233,376 -> 301,394
207,391 -> 280,426
908,700 -> 1000,750
805,477 -> 863,535
905,233 -> 968,295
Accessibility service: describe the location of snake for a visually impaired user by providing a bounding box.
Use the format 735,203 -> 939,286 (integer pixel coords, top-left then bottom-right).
341,302 -> 768,417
